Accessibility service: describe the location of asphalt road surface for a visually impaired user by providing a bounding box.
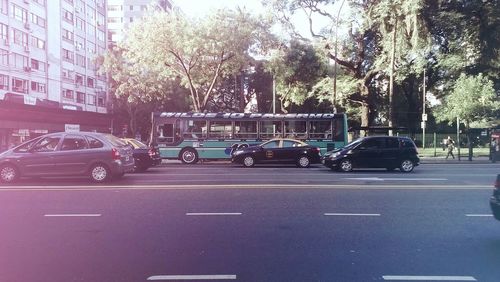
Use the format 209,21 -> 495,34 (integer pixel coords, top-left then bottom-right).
1,163 -> 499,282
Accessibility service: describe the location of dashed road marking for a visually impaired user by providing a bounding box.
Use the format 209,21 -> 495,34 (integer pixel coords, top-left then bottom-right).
382,275 -> 476,281
147,274 -> 237,280
465,214 -> 493,217
186,213 -> 242,216
44,214 -> 101,217
324,213 -> 381,217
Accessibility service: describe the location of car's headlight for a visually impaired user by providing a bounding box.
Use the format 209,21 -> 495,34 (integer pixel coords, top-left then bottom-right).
329,152 -> 341,159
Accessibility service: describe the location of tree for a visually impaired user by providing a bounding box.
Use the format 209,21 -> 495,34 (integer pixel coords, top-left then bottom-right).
267,0 -> 384,127
266,40 -> 329,113
122,9 -> 274,112
369,0 -> 429,133
435,73 -> 499,160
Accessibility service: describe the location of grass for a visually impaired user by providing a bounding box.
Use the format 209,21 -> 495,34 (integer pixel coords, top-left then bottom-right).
417,147 -> 490,158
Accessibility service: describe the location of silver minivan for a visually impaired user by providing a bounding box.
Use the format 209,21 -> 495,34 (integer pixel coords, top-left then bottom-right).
0,132 -> 134,183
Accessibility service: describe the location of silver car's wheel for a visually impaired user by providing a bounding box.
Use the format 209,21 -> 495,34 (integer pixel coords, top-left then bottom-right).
339,159 -> 353,172
90,164 -> 110,183
297,156 -> 310,168
400,159 -> 414,172
243,156 -> 255,167
0,164 -> 18,183
180,148 -> 198,164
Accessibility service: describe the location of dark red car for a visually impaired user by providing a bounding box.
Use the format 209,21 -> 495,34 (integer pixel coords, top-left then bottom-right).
231,138 -> 321,168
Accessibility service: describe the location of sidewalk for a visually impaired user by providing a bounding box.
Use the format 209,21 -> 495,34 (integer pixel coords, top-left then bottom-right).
419,156 -> 497,164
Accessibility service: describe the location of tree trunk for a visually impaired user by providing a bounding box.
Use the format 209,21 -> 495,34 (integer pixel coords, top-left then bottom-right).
466,122 -> 472,161
388,17 -> 398,136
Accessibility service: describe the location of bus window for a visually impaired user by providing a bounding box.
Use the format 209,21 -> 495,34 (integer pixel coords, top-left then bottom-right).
309,120 -> 332,139
284,121 -> 306,139
209,121 -> 232,139
235,121 -> 257,139
333,118 -> 345,142
158,124 -> 174,143
183,120 -> 207,139
260,121 -> 282,139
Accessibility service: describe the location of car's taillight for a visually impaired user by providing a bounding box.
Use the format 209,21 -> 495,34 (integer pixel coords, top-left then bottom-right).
148,149 -> 156,157
112,148 -> 121,160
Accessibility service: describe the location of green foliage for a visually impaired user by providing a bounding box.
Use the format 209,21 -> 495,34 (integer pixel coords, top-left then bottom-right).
121,9 -> 274,112
435,73 -> 499,127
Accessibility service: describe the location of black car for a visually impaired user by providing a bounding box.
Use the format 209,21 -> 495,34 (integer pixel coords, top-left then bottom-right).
122,138 -> 161,172
321,136 -> 420,172
490,174 -> 500,220
231,138 -> 321,167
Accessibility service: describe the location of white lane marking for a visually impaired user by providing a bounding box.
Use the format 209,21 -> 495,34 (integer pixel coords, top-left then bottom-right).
44,214 -> 101,217
147,275 -> 236,280
186,213 -> 242,216
465,214 -> 493,217
324,213 -> 381,217
344,177 -> 447,181
383,275 -> 476,281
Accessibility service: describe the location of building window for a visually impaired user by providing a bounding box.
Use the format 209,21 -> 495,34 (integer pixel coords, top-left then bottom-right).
87,24 -> 95,37
62,48 -> 74,63
87,94 -> 96,105
76,54 -> 85,67
30,59 -> 46,72
10,53 -> 29,69
62,89 -> 74,99
62,9 -> 73,23
75,73 -> 84,85
31,81 -> 46,93
97,30 -> 105,44
62,29 -> 73,42
98,96 -> 105,107
1,0 -> 8,15
87,6 -> 95,22
0,74 -> 8,90
108,5 -> 120,11
0,23 -> 8,41
87,77 -> 95,88
76,91 -> 85,103
97,13 -> 105,27
130,17 -> 133,23
12,77 -> 28,93
63,0 -> 73,4
11,4 -> 28,23
62,68 -> 73,81
13,29 -> 29,47
30,13 -> 46,27
74,17 -> 84,32
0,49 -> 8,65
141,5 -> 147,11
32,0 -> 45,6
30,36 -> 45,49
130,5 -> 134,11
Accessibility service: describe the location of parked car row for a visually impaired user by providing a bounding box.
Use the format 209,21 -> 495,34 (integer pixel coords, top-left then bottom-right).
0,132 -> 161,183
1,133 -> 423,183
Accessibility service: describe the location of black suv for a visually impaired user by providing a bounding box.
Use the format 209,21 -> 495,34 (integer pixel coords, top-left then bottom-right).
321,136 -> 420,172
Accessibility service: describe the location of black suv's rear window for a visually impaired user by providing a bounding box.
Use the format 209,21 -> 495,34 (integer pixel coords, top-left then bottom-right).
400,138 -> 416,148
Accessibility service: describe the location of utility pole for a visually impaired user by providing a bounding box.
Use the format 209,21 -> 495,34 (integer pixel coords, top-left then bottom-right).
422,69 -> 426,149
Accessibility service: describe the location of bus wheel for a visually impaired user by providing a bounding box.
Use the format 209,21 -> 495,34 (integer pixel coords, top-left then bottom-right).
180,148 -> 198,164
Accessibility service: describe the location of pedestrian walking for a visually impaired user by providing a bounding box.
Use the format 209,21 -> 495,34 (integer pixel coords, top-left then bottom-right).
491,137 -> 499,163
445,136 -> 455,159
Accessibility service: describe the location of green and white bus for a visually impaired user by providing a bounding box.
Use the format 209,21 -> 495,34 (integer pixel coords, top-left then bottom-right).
151,112 -> 348,164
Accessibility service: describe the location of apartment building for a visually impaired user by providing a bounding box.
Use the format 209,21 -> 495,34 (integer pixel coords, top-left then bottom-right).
0,0 -> 112,151
107,0 -> 173,44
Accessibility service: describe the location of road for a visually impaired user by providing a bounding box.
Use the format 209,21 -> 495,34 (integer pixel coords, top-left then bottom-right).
0,163 -> 499,282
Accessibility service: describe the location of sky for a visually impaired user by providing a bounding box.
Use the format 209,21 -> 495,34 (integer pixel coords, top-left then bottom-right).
174,0 -> 345,40
175,0 -> 266,19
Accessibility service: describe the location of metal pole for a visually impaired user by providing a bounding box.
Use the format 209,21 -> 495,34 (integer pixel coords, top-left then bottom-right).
422,69 -> 426,149
272,76 -> 276,114
433,132 -> 437,157
457,116 -> 460,161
